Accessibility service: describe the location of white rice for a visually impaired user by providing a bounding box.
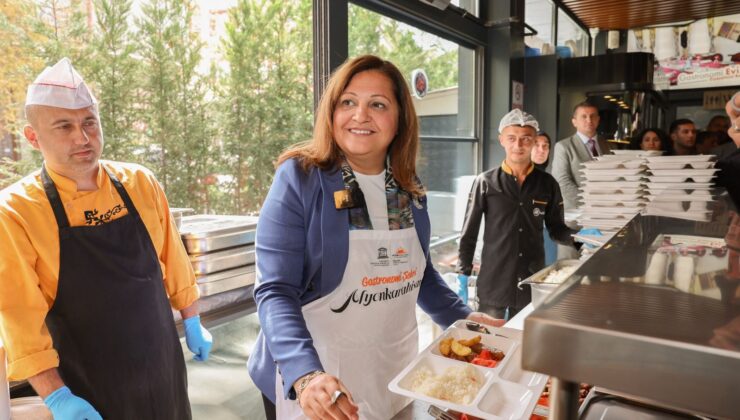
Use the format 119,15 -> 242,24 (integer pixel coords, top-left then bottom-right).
542,265 -> 578,284
409,365 -> 482,405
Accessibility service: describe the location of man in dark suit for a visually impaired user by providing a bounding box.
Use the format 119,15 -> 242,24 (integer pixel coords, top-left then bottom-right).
552,101 -> 611,259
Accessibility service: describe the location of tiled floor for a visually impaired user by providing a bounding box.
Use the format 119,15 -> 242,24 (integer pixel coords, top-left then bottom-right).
185,313 -> 265,420
185,309 -> 437,420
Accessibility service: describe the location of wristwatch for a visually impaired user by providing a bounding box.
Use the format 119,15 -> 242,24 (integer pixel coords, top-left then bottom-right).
294,370 -> 325,404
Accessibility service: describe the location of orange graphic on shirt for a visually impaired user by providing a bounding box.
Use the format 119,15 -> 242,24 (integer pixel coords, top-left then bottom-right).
394,247 -> 407,256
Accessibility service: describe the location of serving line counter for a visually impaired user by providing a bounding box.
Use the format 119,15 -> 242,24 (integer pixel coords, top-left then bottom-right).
523,203 -> 740,419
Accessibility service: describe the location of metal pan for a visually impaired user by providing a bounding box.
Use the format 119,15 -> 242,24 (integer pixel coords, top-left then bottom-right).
196,265 -> 256,297
518,259 -> 583,308
189,245 -> 255,276
180,215 -> 258,254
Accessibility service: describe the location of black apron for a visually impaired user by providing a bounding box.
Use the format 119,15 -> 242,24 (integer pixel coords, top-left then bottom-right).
41,165 -> 191,420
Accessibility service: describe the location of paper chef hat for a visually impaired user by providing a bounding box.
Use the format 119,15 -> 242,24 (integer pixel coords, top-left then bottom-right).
498,109 -> 540,133
25,58 -> 97,109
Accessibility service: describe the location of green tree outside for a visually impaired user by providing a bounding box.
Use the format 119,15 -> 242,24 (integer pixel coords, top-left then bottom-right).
1,0 -> 459,213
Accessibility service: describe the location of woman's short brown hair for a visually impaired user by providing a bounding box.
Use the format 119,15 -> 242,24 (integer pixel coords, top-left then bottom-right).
277,55 -> 423,197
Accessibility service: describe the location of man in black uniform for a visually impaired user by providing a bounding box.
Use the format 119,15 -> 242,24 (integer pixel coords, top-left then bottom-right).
455,109 -> 579,319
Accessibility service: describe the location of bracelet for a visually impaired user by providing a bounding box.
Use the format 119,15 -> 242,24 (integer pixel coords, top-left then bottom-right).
294,370 -> 325,404
731,91 -> 740,113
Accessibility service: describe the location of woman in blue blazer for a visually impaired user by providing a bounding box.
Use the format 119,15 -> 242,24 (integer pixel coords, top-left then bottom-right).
247,55 -> 502,420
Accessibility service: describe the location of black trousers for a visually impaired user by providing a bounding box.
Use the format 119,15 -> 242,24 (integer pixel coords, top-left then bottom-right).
262,393 -> 276,420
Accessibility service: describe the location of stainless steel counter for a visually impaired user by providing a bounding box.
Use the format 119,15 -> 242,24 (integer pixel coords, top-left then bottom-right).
522,205 -> 740,419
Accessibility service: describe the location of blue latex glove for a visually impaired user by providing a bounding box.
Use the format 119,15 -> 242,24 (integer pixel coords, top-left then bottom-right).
44,386 -> 102,420
184,315 -> 213,361
576,228 -> 603,249
457,274 -> 469,305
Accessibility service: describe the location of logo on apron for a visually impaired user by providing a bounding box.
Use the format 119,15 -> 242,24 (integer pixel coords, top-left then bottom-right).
533,207 -> 543,217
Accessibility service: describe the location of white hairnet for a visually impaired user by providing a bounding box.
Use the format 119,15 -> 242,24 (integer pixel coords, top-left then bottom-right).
498,109 -> 539,133
26,57 -> 96,109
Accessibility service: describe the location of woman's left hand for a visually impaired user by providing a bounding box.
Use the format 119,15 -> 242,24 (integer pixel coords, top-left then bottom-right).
466,311 -> 505,327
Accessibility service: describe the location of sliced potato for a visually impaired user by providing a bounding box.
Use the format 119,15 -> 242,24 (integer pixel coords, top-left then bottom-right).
459,335 -> 481,347
439,337 -> 453,356
451,340 -> 472,357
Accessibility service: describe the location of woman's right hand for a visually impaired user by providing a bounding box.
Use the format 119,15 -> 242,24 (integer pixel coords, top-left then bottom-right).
298,373 -> 359,420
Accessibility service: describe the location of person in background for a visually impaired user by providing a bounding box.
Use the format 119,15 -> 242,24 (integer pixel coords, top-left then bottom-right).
552,101 -> 611,259
247,55 -> 502,420
456,109 -> 580,320
668,118 -> 698,155
531,131 -> 557,265
531,131 -> 552,169
709,114 -> 735,159
0,58 -> 212,420
707,114 -> 731,135
696,130 -> 721,155
628,128 -> 668,152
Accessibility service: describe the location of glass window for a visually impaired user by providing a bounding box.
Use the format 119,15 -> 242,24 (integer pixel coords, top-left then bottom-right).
0,0 -> 314,215
348,4 -> 479,237
557,9 -> 589,57
524,0 -> 555,54
450,0 -> 478,17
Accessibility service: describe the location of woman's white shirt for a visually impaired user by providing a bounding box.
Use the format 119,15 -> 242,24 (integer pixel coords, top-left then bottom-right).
354,171 -> 389,231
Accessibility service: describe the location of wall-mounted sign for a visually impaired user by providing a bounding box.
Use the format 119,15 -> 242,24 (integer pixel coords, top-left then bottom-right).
703,89 -> 736,110
411,69 -> 428,99
512,80 -> 524,110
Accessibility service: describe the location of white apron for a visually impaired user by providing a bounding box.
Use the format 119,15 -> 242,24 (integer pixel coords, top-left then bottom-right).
276,226 -> 426,420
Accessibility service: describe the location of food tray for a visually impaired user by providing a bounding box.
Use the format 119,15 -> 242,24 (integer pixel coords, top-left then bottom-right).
646,175 -> 715,183
581,181 -> 644,188
646,191 -> 713,202
579,187 -> 643,195
581,199 -> 646,207
644,155 -> 714,163
642,209 -> 713,222
582,160 -> 644,170
196,264 -> 256,296
646,161 -> 714,170
610,150 -> 663,156
646,201 -> 711,212
189,244 -> 255,275
180,215 -> 258,254
388,322 -> 547,420
647,169 -> 718,177
580,193 -> 644,201
644,182 -> 713,190
580,168 -> 645,176
583,174 -> 644,182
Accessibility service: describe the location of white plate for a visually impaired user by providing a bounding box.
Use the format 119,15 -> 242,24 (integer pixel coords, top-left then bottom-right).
646,161 -> 715,170
388,323 -> 546,420
647,175 -> 715,183
645,155 -> 715,163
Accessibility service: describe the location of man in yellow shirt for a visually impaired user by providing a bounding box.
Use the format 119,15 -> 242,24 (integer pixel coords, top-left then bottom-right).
0,58 -> 212,419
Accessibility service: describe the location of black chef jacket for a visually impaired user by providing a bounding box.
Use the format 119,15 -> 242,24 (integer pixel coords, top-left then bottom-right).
456,162 -> 576,309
